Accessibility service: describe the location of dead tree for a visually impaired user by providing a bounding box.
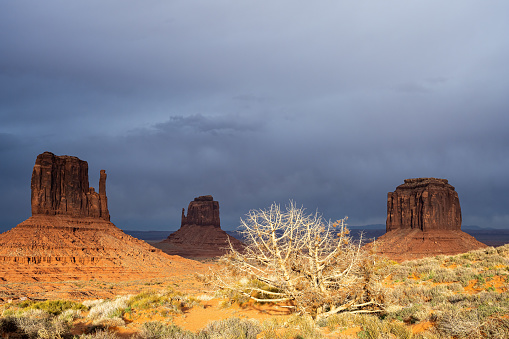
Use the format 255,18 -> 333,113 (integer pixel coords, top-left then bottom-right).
216,201 -> 385,321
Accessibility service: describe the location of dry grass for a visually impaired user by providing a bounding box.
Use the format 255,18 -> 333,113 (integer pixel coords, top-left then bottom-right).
0,244 -> 508,338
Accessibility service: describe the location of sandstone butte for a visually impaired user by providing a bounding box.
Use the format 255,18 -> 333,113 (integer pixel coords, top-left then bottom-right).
365,178 -> 487,261
0,152 -> 203,283
156,195 -> 244,258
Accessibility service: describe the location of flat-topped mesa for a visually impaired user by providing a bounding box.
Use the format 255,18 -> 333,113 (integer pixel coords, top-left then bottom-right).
31,152 -> 109,220
386,177 -> 461,232
181,195 -> 220,228
364,177 -> 486,261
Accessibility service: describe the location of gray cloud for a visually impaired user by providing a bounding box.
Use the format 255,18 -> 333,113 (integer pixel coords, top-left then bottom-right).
1,1 -> 508,232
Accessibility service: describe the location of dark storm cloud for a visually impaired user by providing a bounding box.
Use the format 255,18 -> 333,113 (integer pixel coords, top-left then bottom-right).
1,1 -> 508,232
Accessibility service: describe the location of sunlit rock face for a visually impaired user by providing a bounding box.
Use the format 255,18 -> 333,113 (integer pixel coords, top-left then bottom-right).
0,152 -> 193,283
31,151 -> 109,220
365,178 -> 486,262
386,178 -> 461,232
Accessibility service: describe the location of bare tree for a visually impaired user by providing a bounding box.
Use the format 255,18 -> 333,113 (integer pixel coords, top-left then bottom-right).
215,201 -> 385,321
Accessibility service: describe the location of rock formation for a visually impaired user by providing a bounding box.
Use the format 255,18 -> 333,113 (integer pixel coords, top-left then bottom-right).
31,152 -> 110,220
156,196 -> 244,258
0,152 -> 202,285
366,178 -> 486,261
386,178 -> 461,232
181,195 -> 220,228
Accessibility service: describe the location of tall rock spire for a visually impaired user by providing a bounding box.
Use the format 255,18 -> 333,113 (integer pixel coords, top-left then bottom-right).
99,169 -> 110,221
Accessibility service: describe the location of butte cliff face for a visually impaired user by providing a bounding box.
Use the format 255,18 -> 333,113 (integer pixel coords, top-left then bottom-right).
366,178 -> 486,261
0,152 -> 202,284
181,195 -> 220,228
386,178 -> 461,232
157,195 -> 243,258
31,151 -> 110,220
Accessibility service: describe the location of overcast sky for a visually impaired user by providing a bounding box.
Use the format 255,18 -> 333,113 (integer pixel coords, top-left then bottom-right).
1,1 -> 508,232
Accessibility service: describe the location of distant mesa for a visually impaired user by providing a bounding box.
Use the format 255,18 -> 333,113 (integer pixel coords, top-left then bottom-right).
0,152 -> 201,285
181,195 -> 220,228
156,195 -> 244,258
366,178 -> 487,261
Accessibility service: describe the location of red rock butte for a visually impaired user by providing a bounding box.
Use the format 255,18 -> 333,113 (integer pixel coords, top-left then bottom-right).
156,195 -> 244,258
0,152 -> 202,283
366,178 -> 487,261
181,195 -> 220,228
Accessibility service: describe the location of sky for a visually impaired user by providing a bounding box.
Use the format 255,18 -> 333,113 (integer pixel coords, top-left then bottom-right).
1,1 -> 508,232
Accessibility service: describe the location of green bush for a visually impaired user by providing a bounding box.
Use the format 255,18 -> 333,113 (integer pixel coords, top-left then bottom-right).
128,289 -> 201,314
25,300 -> 86,315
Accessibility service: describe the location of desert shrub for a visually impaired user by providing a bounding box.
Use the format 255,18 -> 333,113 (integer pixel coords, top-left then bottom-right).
77,330 -> 120,339
258,315 -> 323,339
355,314 -> 413,339
428,285 -> 451,304
431,268 -> 457,283
481,254 -> 508,266
198,317 -> 262,339
479,317 -> 509,339
87,296 -> 129,326
25,299 -> 87,315
129,289 -> 201,314
15,309 -> 72,339
389,265 -> 412,281
138,321 -> 195,339
411,259 -> 440,277
257,317 -> 290,338
447,293 -> 469,304
452,256 -> 473,266
436,308 -> 481,338
468,291 -> 509,319
129,291 -> 168,309
467,247 -> 498,263
0,315 -> 18,333
454,266 -> 477,286
83,299 -> 105,309
415,267 -> 443,281
283,315 -> 324,338
385,303 -> 431,323
446,282 -> 463,292
412,332 -> 440,339
496,243 -> 509,256
386,321 -> 413,339
58,309 -> 82,323
389,284 -> 433,306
